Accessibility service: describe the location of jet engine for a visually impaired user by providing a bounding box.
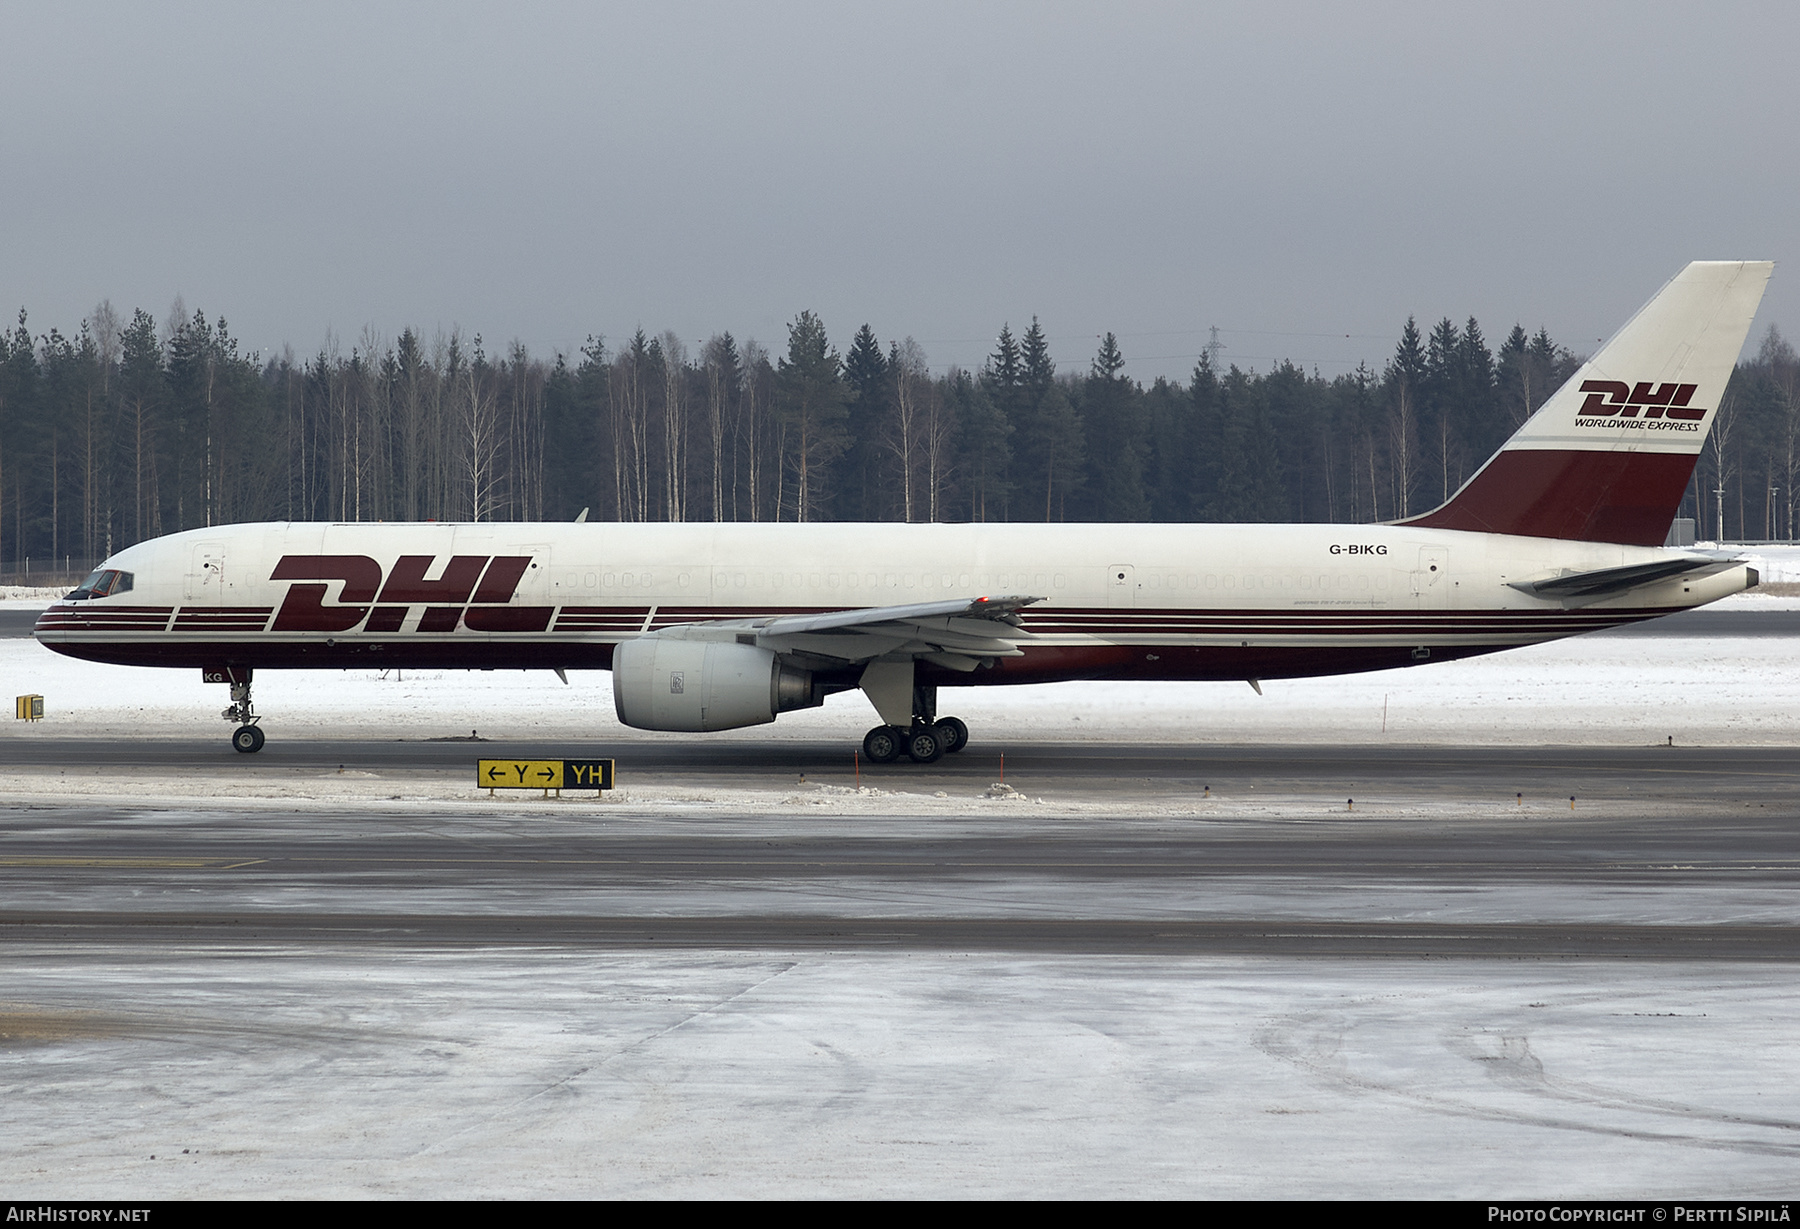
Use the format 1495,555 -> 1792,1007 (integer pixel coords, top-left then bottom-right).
612,635 -> 816,732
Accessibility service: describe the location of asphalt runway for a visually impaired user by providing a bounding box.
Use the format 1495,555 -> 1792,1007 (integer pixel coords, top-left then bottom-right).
3,740 -> 1797,960
5,730 -> 1797,794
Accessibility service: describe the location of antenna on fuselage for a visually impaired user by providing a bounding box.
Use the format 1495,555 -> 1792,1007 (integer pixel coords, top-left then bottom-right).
574,507 -> 589,523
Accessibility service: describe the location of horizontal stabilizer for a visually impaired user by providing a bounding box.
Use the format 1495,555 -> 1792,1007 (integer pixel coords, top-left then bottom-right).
1508,557 -> 1738,600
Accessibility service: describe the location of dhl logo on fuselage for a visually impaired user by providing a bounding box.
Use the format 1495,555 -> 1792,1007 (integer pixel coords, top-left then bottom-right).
270,554 -> 552,633
1574,380 -> 1706,420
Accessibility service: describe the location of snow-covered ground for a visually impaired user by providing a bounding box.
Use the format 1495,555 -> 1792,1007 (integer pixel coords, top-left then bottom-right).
4,951 -> 1795,1199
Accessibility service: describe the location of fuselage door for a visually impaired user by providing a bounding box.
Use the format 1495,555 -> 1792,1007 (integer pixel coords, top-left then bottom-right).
1413,547 -> 1450,608
1106,563 -> 1136,609
184,543 -> 225,603
512,543 -> 551,601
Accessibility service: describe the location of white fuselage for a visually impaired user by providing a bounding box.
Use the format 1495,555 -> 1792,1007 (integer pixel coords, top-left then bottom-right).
34,520 -> 1753,686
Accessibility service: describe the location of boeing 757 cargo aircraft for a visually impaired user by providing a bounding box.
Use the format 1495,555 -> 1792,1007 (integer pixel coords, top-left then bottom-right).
35,261 -> 1773,762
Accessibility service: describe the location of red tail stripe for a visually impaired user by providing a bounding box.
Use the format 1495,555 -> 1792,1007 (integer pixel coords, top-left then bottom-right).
1401,449 -> 1698,546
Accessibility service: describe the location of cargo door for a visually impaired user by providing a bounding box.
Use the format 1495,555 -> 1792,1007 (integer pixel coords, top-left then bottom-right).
1106,563 -> 1136,609
184,542 -> 225,603
1412,547 -> 1450,609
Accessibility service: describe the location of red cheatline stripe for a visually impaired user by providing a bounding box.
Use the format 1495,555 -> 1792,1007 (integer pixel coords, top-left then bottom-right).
1028,606 -> 1659,618
41,618 -> 169,623
36,620 -> 171,629
1030,615 -> 1634,627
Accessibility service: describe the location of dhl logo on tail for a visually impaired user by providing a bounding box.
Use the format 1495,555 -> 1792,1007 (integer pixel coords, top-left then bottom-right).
1575,380 -> 1706,420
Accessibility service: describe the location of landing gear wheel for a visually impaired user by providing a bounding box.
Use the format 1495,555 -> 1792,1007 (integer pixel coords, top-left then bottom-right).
905,725 -> 944,764
934,716 -> 969,755
863,725 -> 903,764
231,724 -> 265,754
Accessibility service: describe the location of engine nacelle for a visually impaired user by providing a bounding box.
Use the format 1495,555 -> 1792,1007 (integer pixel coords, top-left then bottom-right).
612,635 -> 815,732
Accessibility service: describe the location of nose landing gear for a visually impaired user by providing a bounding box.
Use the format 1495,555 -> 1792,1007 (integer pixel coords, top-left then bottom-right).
209,666 -> 265,754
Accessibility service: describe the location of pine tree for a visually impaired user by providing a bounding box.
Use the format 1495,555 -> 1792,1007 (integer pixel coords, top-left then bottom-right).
776,311 -> 848,522
1497,324 -> 1532,428
1009,317 -> 1061,519
0,312 -> 41,566
1035,381 -> 1084,521
1082,333 -> 1147,521
1455,316 -> 1499,473
117,309 -> 163,543
990,324 -> 1023,400
1021,317 -> 1054,404
1386,317 -> 1425,517
956,371 -> 1011,522
841,323 -> 889,519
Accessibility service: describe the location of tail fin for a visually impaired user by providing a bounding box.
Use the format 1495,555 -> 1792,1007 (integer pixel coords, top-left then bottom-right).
1401,260 -> 1773,545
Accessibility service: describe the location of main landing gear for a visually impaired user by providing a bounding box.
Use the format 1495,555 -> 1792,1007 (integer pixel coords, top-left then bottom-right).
215,666 -> 265,754
862,715 -> 969,765
857,674 -> 970,766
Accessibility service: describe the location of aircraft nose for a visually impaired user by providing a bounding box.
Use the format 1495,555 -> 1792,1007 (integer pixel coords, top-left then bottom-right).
32,602 -> 70,642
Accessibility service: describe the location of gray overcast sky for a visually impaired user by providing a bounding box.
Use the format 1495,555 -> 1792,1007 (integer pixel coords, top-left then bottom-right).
2,1 -> 1795,382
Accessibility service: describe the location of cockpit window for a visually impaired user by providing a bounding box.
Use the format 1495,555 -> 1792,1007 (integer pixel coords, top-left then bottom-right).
66,569 -> 133,601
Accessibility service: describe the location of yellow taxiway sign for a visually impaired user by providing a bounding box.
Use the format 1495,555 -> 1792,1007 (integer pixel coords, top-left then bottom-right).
477,759 -> 614,793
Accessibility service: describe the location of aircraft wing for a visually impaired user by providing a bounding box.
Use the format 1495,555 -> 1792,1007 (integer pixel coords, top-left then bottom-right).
680,594 -> 1043,671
